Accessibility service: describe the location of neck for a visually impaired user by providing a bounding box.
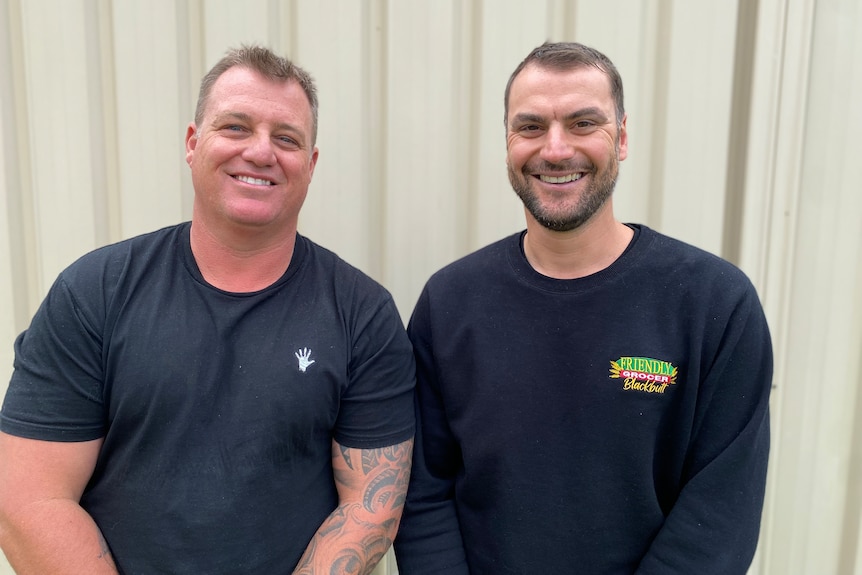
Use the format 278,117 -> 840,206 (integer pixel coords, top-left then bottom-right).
522,207 -> 633,280
189,218 -> 298,292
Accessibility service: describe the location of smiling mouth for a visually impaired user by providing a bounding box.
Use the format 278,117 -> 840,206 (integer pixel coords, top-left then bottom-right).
234,175 -> 274,186
537,173 -> 584,184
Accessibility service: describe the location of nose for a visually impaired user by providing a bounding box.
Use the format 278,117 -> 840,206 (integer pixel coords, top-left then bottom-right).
540,124 -> 576,164
242,132 -> 276,166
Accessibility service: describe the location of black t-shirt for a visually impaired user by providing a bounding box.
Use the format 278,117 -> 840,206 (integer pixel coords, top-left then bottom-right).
2,222 -> 415,574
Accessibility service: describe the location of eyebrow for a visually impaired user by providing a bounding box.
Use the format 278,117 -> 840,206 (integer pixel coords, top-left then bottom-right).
566,107 -> 610,123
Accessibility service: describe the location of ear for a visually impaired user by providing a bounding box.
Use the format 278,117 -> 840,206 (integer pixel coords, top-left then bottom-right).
617,114 -> 628,161
307,147 -> 320,180
185,123 -> 198,165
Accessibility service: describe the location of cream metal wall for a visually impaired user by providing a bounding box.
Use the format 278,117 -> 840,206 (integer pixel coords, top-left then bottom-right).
1,0 -> 860,574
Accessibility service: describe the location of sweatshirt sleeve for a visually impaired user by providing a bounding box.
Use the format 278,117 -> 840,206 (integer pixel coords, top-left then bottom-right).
635,285 -> 773,574
394,288 -> 470,575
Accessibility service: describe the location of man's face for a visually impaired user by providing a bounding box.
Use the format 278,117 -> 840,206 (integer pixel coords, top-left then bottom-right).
185,66 -> 318,234
505,64 -> 627,232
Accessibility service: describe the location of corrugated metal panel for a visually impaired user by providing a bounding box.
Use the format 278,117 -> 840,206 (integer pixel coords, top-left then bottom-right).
0,0 -> 860,573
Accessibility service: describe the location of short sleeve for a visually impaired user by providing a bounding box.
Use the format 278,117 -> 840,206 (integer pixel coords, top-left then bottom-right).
1,274 -> 106,441
334,291 -> 415,448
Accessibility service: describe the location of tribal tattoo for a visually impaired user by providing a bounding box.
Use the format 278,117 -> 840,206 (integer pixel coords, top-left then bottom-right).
293,439 -> 413,575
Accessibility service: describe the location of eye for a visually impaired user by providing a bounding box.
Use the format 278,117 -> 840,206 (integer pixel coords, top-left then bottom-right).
570,119 -> 603,135
275,135 -> 301,149
516,124 -> 544,137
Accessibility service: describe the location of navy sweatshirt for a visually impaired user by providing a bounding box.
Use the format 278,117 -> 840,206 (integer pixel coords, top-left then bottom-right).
395,225 -> 772,574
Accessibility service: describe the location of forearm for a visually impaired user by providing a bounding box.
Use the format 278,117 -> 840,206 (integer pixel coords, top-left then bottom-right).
0,499 -> 118,575
393,498 -> 468,575
292,501 -> 398,575
634,294 -> 772,574
394,445 -> 469,574
635,405 -> 770,574
293,439 -> 413,575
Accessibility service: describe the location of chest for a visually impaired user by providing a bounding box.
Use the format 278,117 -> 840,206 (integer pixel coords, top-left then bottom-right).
100,276 -> 349,442
430,291 -> 708,452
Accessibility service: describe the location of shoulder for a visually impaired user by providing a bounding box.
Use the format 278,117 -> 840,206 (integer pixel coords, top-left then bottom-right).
627,227 -> 769,341
423,233 -> 518,292
408,234 -> 520,332
45,224 -> 187,323
296,234 -> 399,309
60,223 -> 185,286
632,225 -> 756,295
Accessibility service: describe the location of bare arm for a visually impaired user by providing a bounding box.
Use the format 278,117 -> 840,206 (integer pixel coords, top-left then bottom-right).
0,432 -> 118,574
293,438 -> 413,575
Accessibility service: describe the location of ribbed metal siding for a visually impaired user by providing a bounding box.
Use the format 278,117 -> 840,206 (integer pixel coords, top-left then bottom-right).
1,1 -> 860,573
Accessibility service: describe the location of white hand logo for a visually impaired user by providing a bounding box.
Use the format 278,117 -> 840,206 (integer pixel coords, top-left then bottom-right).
295,348 -> 315,372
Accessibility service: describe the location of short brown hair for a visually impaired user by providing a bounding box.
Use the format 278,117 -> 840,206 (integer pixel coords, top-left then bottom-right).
504,42 -> 625,128
194,45 -> 319,144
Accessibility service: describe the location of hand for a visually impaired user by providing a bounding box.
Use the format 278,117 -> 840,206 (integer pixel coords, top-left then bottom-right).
295,348 -> 316,372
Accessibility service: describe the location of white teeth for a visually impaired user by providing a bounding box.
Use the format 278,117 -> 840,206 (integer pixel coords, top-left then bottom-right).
235,175 -> 273,186
539,173 -> 583,184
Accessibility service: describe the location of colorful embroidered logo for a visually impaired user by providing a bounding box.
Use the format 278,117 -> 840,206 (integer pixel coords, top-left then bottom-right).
609,356 -> 678,394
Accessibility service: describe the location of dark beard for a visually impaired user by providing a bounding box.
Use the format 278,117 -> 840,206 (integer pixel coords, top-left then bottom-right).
509,153 -> 619,232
